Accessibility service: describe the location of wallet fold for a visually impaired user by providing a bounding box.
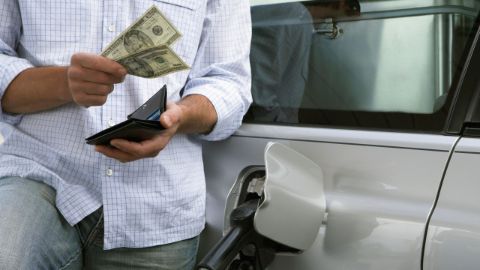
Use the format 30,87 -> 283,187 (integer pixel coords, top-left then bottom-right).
86,85 -> 167,145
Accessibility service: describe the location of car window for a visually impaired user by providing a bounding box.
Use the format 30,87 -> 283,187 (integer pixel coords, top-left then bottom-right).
245,0 -> 480,132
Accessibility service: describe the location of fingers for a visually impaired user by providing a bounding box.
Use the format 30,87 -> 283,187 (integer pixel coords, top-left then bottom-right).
111,137 -> 168,157
68,65 -> 125,85
68,81 -> 114,96
71,53 -> 127,79
71,92 -> 108,107
68,53 -> 127,107
95,145 -> 138,163
67,77 -> 114,106
95,137 -> 169,163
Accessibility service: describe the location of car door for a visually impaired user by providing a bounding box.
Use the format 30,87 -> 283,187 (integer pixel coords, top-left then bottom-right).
424,138 -> 480,270
423,19 -> 480,269
199,1 -> 480,269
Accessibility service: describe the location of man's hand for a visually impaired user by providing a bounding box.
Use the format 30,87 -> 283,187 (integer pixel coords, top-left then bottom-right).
95,94 -> 217,163
1,53 -> 128,114
94,102 -> 183,163
67,53 -> 127,107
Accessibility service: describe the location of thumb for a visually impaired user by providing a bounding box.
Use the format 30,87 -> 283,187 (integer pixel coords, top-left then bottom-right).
160,102 -> 181,129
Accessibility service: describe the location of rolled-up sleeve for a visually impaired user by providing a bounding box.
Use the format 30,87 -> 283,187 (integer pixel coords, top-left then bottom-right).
183,0 -> 252,141
0,0 -> 34,124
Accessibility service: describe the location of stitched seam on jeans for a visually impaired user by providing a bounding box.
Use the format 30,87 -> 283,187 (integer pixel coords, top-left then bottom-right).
74,224 -> 86,244
58,248 -> 82,270
83,212 -> 104,249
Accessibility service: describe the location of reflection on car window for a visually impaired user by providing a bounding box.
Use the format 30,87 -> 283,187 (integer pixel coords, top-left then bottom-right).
249,3 -> 313,123
246,0 -> 480,132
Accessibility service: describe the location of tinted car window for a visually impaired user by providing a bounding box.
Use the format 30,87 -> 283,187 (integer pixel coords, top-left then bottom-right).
245,0 -> 480,133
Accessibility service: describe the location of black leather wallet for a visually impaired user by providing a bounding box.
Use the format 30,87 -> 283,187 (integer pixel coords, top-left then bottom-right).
86,85 -> 167,145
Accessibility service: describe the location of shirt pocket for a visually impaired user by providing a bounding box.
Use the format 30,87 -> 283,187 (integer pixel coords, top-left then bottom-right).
151,0 -> 202,10
149,0 -> 205,65
20,1 -> 89,42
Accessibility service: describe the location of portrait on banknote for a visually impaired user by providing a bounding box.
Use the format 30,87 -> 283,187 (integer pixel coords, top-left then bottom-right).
119,57 -> 155,78
124,30 -> 155,54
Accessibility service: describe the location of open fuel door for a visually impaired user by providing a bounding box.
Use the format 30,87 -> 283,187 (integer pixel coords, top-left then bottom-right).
197,142 -> 326,270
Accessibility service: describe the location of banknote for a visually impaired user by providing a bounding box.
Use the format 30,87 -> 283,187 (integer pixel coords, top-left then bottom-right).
101,6 -> 181,61
116,45 -> 189,78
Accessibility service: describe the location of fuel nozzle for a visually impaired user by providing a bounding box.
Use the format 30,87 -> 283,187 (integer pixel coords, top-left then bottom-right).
196,199 -> 259,270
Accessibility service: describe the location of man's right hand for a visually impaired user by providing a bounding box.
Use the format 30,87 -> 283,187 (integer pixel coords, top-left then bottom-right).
67,53 -> 127,107
1,53 -> 127,114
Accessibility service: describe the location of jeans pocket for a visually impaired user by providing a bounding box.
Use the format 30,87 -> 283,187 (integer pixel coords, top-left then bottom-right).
76,208 -> 104,248
91,219 -> 105,248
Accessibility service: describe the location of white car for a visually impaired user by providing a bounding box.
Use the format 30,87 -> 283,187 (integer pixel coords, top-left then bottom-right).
197,0 -> 480,269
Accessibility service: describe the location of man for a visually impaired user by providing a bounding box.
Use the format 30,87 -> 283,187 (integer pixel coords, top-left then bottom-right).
0,0 -> 251,269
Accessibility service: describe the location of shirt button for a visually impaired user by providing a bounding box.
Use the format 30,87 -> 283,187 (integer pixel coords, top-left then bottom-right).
108,119 -> 115,127
106,168 -> 113,176
108,24 -> 115,32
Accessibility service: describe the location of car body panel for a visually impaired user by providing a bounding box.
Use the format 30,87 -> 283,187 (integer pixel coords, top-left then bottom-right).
424,137 -> 480,270
200,125 -> 457,269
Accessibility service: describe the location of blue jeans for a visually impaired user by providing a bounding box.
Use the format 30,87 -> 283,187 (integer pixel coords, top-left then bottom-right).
0,177 -> 199,270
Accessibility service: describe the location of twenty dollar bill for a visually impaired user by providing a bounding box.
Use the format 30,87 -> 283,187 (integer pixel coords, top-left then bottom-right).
102,6 -> 181,60
116,45 -> 189,78
101,5 -> 189,78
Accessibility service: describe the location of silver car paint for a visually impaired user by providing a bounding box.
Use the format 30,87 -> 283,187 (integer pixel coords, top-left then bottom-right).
200,124 -> 457,269
253,142 -> 327,251
424,137 -> 480,270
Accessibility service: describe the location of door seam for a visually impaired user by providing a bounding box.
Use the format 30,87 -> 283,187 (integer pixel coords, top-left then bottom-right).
420,135 -> 462,270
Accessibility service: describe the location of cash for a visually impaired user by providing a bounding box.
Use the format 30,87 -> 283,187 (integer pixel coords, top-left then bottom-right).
117,45 -> 189,78
101,5 -> 189,78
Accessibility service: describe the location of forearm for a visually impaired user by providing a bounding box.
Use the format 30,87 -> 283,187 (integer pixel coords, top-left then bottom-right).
1,67 -> 71,114
177,94 -> 218,135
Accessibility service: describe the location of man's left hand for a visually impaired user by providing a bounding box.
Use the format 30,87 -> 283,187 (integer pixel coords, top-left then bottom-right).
95,102 -> 182,163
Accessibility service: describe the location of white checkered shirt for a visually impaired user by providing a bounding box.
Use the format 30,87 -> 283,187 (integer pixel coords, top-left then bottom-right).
0,0 -> 251,249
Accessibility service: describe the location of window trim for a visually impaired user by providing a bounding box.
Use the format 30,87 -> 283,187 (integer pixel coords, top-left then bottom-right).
445,12 -> 480,134
245,4 -> 480,135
